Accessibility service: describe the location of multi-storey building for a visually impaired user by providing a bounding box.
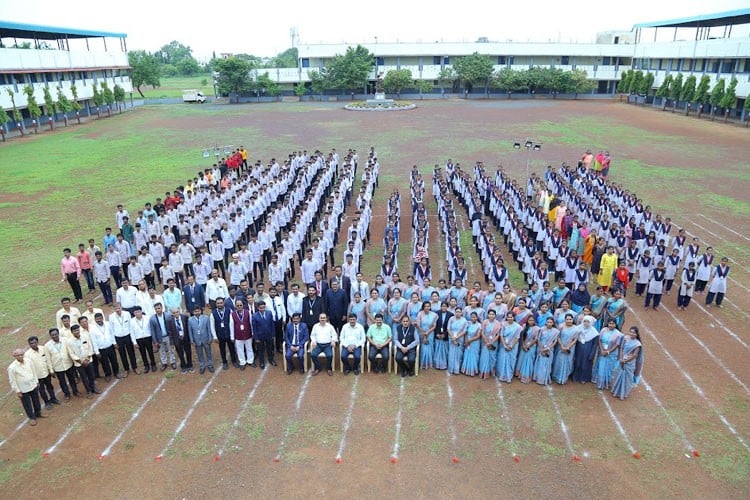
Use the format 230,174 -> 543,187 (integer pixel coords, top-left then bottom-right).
0,21 -> 132,125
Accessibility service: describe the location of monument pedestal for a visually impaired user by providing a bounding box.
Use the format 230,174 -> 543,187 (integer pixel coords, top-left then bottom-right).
366,92 -> 394,107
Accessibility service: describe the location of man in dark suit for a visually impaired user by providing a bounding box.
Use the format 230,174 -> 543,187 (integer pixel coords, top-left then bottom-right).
183,275 -> 206,313
394,316 -> 419,377
434,302 -> 453,370
283,313 -> 309,374
330,266 -> 351,298
251,301 -> 276,368
324,279 -> 349,333
312,271 -> 328,299
167,307 -> 194,374
301,286 -> 325,333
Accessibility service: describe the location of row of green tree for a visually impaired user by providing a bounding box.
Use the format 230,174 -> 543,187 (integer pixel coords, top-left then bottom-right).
0,82 -> 127,139
617,69 -> 750,121
212,46 -> 598,100
128,41 -> 299,98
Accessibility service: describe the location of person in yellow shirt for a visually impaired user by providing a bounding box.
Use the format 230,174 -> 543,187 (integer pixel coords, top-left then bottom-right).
240,146 -> 248,172
8,348 -> 47,426
25,336 -> 60,410
67,325 -> 100,398
44,328 -> 80,400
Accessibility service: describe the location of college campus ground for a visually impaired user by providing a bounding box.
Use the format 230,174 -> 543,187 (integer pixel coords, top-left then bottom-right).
0,98 -> 748,498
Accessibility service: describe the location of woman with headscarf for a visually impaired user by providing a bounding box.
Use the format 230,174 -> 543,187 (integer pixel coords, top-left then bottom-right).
572,315 -> 599,383
611,326 -> 643,400
570,284 -> 591,314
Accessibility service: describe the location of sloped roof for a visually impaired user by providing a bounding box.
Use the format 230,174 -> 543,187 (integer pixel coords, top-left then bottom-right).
633,8 -> 750,29
0,20 -> 126,40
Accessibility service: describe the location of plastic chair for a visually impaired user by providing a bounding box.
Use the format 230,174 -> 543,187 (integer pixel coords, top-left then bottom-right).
392,342 -> 420,376
307,342 -> 337,372
366,338 -> 392,373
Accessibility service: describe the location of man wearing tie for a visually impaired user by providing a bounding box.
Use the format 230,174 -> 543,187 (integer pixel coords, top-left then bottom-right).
188,306 -> 215,374
283,313 -> 309,374
167,307 -> 194,374
210,297 -> 238,370
148,303 -> 177,371
251,301 -> 276,369
183,275 -> 206,312
394,316 -> 419,377
230,300 -> 254,370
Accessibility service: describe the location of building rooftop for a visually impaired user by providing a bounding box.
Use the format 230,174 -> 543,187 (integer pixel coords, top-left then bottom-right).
633,8 -> 750,29
0,20 -> 126,40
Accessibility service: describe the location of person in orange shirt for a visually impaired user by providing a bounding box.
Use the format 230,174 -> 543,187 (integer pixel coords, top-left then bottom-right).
614,262 -> 630,296
77,243 -> 95,293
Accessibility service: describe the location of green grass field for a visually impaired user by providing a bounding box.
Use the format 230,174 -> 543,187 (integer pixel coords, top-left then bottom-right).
136,75 -> 214,99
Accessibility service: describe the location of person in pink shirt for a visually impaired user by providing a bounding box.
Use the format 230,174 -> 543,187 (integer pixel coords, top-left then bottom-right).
61,247 -> 83,302
76,243 -> 95,293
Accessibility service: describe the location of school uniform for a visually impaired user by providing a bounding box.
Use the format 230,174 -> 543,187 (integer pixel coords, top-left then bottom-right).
645,268 -> 666,309
705,264 -> 730,307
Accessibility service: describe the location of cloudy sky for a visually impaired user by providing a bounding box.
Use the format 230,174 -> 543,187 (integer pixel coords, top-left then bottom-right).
1,0 -> 748,59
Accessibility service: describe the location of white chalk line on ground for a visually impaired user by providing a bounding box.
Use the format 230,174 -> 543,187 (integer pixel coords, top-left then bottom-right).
273,371 -> 312,462
692,300 -> 750,338
696,213 -> 750,243
682,218 -> 750,261
335,376 -> 360,462
99,378 -> 166,458
641,377 -> 697,457
9,321 -> 30,335
545,385 -> 576,458
156,369 -> 221,459
44,379 -> 121,455
598,390 -> 637,456
445,372 -> 459,461
0,387 -> 64,446
495,379 -> 519,459
391,377 -> 405,461
660,305 -> 750,395
216,368 -> 268,459
628,308 -> 750,452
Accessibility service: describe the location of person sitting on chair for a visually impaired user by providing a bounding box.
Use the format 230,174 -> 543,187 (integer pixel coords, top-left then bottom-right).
283,313 -> 309,374
394,315 -> 419,377
339,313 -> 366,375
367,313 -> 391,373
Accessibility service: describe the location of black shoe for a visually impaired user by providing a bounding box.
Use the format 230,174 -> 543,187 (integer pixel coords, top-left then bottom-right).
286,369 -> 293,375
93,389 -> 101,394
208,366 -> 215,373
222,362 -> 229,370
200,367 -> 206,374
269,360 -> 278,367
260,364 -> 266,369
171,363 -> 177,370
240,364 -> 246,371
232,362 -> 240,369
249,362 -> 256,368
409,370 -> 415,376
160,364 -> 168,372
51,399 -> 61,405
353,368 -> 360,375
401,370 -> 407,378
344,368 -> 351,375
151,364 -> 157,372
144,365 -> 151,374
299,368 -> 305,374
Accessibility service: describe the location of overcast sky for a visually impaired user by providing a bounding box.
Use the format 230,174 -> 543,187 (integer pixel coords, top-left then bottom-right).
1,0 -> 748,59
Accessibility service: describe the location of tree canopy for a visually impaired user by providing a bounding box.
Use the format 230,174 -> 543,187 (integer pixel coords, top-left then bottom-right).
325,45 -> 374,93
128,50 -> 161,97
383,68 -> 412,97
453,52 -> 494,90
214,57 -> 254,102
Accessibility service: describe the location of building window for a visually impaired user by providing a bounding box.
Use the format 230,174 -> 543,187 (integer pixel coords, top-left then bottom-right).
561,56 -> 570,65
711,60 -> 720,73
443,57 -> 450,65
721,60 -> 734,74
602,56 -> 611,65
376,57 -> 384,66
497,56 -> 506,65
301,58 -> 310,68
508,56 -> 514,65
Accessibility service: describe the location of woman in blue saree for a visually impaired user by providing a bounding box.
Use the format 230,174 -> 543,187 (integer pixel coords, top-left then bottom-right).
496,312 -> 522,383
593,318 -> 623,390
533,317 -> 560,386
478,309 -> 502,379
416,301 -> 437,369
516,316 -> 540,383
552,314 -> 579,384
447,307 -> 468,374
460,312 -> 482,376
602,290 -> 627,331
611,326 -> 643,400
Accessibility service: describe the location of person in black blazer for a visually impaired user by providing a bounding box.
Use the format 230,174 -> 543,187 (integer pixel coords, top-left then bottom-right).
251,301 -> 276,368
394,316 -> 419,377
433,302 -> 453,370
166,307 -> 194,373
301,286 -> 325,333
330,266 -> 351,299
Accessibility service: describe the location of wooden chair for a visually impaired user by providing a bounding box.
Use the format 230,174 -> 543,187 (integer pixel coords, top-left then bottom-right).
282,341 -> 308,373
